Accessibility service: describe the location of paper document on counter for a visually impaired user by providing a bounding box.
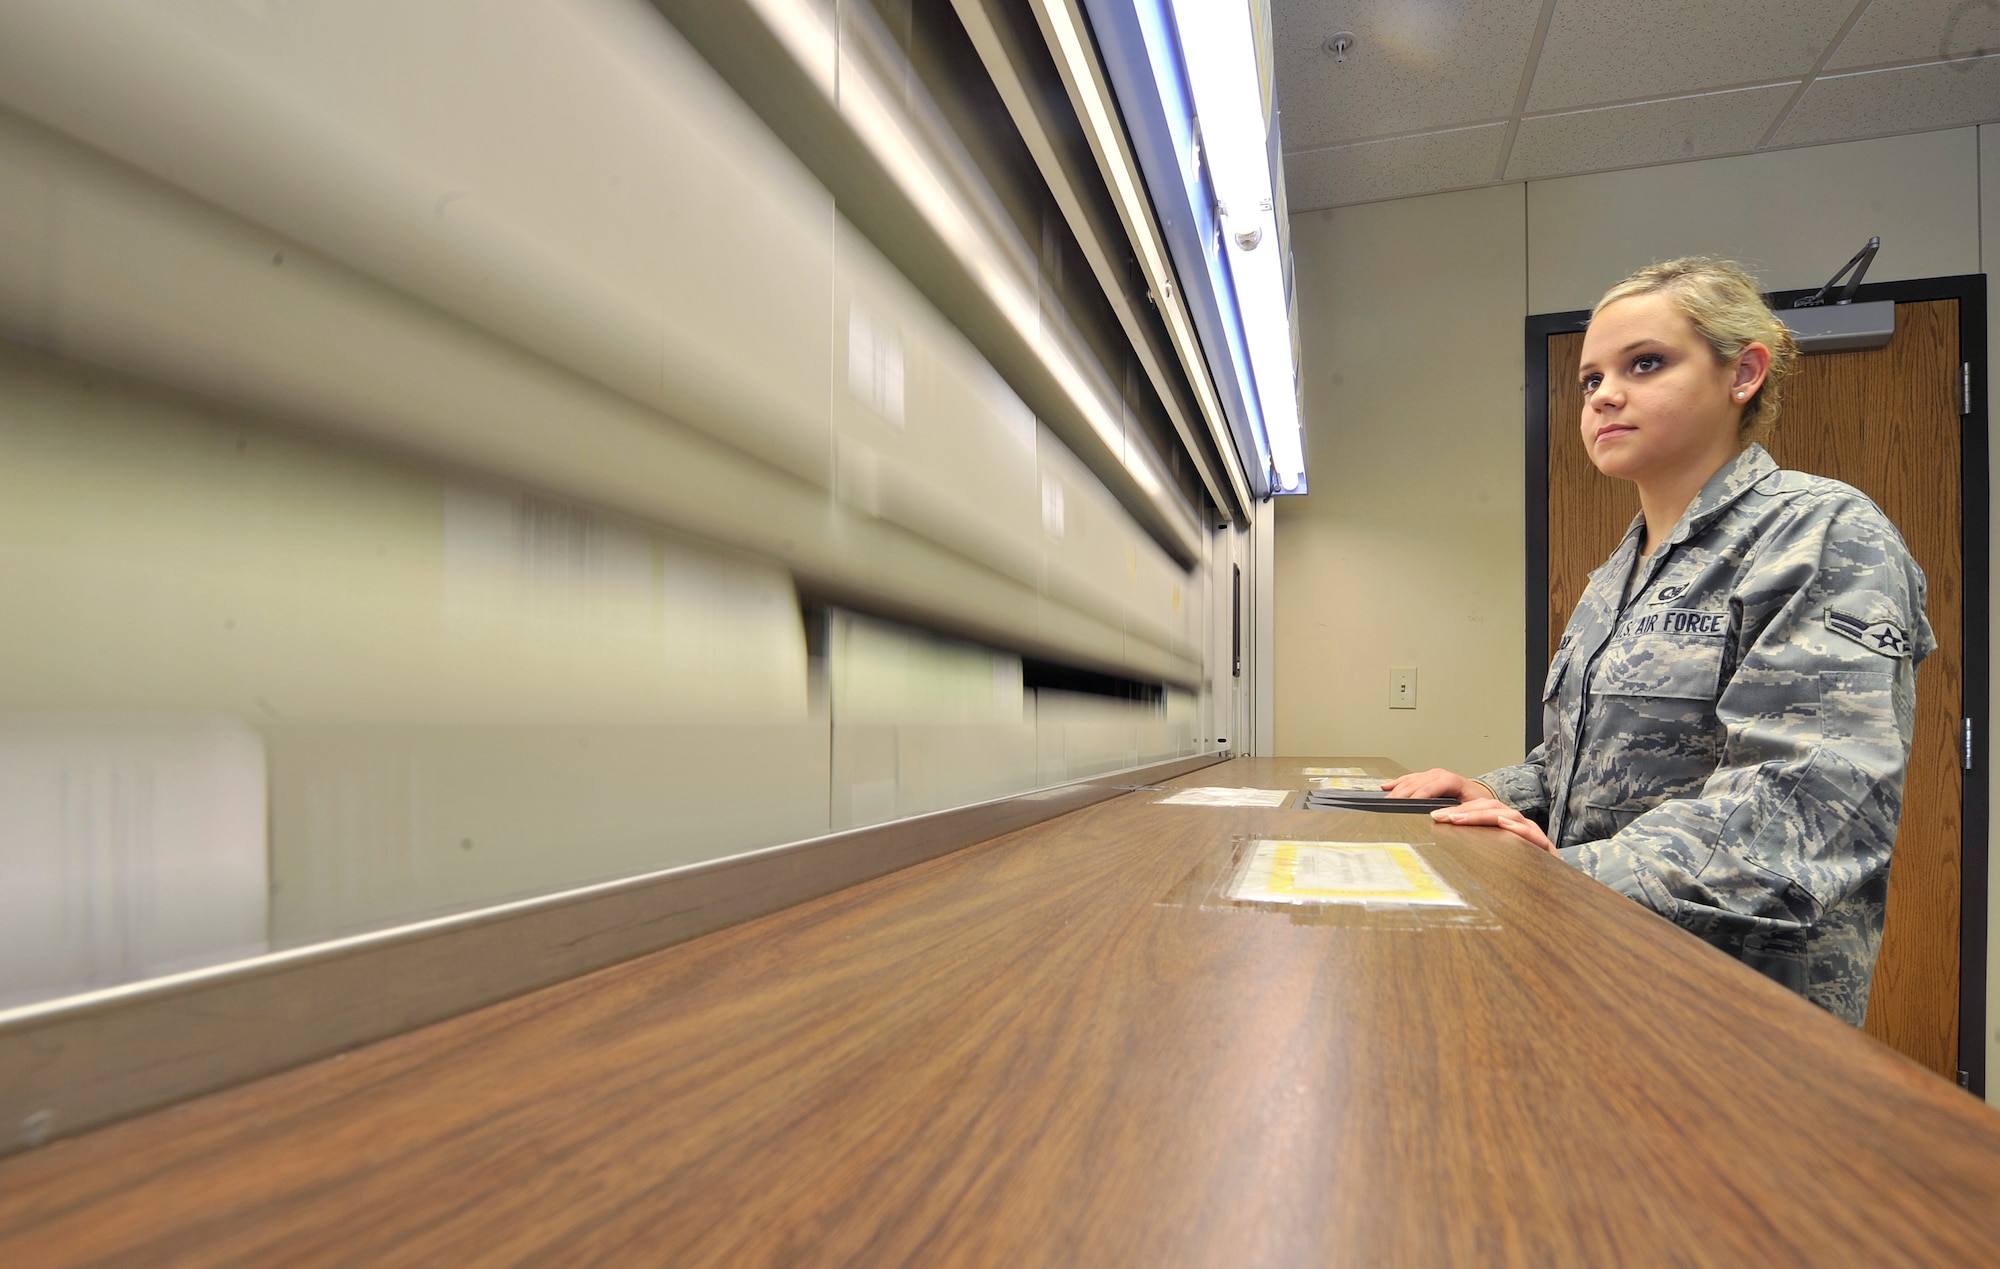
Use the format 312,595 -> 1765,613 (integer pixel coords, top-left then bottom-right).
1310,776 -> 1385,791
1300,767 -> 1367,777
1157,787 -> 1294,808
1228,840 -> 1466,907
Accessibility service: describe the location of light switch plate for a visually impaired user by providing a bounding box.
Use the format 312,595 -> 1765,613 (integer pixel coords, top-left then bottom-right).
1390,665 -> 1417,709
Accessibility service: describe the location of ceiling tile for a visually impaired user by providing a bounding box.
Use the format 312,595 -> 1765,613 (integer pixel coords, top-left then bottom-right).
1525,0 -> 1851,113
1274,0 -> 1542,150
1826,0 -> 2000,70
1505,83 -> 1796,182
1283,124 -> 1507,211
1771,53 -> 2000,146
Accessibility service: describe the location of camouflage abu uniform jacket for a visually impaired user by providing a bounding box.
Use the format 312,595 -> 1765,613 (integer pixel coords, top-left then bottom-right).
1479,444 -> 1934,1024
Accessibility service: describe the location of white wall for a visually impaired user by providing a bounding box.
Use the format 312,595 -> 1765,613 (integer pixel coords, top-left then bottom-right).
1281,125 -> 1995,1097
1527,129 -> 1982,312
1277,183 -> 1527,777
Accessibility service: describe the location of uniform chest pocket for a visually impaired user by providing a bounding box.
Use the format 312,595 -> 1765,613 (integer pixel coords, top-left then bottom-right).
1592,632 -> 1727,701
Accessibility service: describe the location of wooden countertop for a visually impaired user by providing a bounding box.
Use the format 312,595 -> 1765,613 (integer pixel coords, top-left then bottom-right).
4,757 -> 2000,1264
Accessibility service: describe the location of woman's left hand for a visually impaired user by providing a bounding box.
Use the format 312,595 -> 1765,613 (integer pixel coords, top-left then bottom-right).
1431,798 -> 1558,855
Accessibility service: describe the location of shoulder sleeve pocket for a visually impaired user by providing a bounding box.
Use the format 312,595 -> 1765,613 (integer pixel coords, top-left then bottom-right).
1818,670 -> 1903,772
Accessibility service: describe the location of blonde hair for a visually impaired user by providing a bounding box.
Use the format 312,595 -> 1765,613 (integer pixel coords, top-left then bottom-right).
1592,257 -> 1799,443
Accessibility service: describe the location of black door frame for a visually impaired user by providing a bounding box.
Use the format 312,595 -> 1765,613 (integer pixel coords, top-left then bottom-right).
1523,274 -> 1989,1097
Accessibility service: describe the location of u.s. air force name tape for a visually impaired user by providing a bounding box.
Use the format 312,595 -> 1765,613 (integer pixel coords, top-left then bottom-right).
1615,608 -> 1728,639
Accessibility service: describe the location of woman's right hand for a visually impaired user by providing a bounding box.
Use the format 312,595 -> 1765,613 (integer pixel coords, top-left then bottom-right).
1382,768 -> 1493,802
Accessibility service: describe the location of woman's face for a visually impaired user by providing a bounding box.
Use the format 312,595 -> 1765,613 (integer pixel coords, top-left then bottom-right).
1577,293 -> 1758,486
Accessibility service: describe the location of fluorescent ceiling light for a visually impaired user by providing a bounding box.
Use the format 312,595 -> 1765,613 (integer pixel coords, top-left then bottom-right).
1165,0 -> 1305,493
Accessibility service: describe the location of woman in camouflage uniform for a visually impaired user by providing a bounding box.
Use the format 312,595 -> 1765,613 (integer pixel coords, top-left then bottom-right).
1387,257 -> 1933,1025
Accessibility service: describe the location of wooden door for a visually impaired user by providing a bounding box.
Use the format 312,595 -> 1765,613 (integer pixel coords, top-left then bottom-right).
1544,301 -> 1964,1077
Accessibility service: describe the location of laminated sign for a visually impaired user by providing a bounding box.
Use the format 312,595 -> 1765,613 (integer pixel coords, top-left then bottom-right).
1228,840 -> 1465,908
1157,787 -> 1294,808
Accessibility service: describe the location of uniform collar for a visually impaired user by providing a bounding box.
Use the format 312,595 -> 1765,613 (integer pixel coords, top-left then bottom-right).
1596,444 -> 1773,598
1661,443 -> 1776,550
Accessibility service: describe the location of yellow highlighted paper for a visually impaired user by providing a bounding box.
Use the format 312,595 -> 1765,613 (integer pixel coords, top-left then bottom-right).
1229,840 -> 1466,907
1300,766 -> 1367,777
1158,786 -> 1294,808
1309,776 -> 1383,791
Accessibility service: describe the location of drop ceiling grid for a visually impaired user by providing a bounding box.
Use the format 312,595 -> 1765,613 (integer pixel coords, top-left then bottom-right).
1523,0 -> 1854,113
1504,83 -> 1799,183
1776,51 -> 2000,146
1284,123 -> 1509,209
1271,0 -> 1543,150
1828,0 -> 2000,68
1277,0 -> 2000,211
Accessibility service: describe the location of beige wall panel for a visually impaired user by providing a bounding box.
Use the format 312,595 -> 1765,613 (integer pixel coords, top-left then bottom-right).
1126,529 -> 1196,661
0,107 -> 847,606
828,611 -> 1037,830
0,347 -> 811,727
0,102 -> 1202,691
827,611 -> 1023,726
0,0 -> 838,485
833,221 -> 1042,589
0,339 -> 833,959
1527,129 -> 1982,312
814,514 -> 1046,663
1120,630 -> 1198,688
0,714 -> 268,1006
1037,448 -> 1201,682
1033,692 -> 1144,783
1037,420 -> 1202,685
891,724 -> 1040,819
1037,421 -> 1137,633
1035,595 -> 1127,674
829,723 -> 899,831
1180,532 -> 1207,660
0,106 -> 1175,683
0,0 -> 1223,1026
1277,183 -> 1527,778
267,722 -> 830,942
1136,713 -> 1197,765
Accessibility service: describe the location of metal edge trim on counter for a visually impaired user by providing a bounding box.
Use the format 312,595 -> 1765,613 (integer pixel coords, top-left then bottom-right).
0,752 -> 1227,1157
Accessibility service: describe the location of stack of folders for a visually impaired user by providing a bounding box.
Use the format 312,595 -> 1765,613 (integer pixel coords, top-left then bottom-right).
1303,789 -> 1456,815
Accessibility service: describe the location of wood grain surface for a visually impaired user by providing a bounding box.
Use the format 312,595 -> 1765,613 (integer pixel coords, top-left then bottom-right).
1768,301 -> 1964,1073
4,757 -> 2000,1266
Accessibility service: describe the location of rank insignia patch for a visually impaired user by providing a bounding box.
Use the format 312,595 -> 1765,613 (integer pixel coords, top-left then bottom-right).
1825,609 -> 1912,658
